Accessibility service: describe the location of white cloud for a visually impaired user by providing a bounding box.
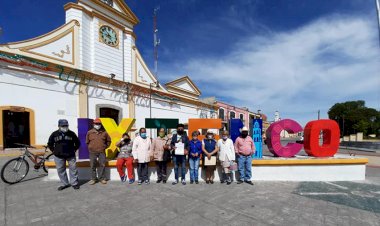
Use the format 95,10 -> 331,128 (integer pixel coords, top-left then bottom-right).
163,15 -> 380,125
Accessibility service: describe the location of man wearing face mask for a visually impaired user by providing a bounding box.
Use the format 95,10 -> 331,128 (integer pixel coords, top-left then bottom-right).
48,119 -> 81,190
132,128 -> 152,185
152,128 -> 170,183
217,131 -> 235,185
86,118 -> 111,185
234,126 -> 255,185
170,124 -> 189,185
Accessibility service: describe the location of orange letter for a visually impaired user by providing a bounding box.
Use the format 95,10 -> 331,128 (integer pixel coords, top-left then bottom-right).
188,119 -> 222,140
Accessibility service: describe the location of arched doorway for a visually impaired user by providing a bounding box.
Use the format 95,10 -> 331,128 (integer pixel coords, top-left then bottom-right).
96,105 -> 122,124
0,106 -> 35,149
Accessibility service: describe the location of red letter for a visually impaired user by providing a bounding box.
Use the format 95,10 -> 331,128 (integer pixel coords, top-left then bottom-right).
303,120 -> 340,157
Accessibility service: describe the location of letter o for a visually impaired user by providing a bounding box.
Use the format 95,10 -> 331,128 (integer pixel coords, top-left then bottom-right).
303,120 -> 340,157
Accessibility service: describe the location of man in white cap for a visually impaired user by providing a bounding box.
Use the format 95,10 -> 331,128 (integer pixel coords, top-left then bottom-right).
234,126 -> 255,185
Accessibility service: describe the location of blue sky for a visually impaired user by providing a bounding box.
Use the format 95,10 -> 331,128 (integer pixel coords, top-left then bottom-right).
1,0 -> 379,125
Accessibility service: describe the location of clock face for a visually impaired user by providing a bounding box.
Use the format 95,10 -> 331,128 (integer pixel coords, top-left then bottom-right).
99,25 -> 118,47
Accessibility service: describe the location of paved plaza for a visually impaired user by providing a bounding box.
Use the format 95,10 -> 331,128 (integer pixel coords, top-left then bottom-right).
0,153 -> 380,226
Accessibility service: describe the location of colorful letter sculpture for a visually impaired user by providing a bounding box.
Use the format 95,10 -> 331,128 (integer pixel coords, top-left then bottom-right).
99,118 -> 135,159
76,117 -> 340,160
78,118 -> 94,159
188,119 -> 222,140
252,119 -> 263,159
145,118 -> 179,135
303,119 -> 340,157
229,119 -> 244,142
266,119 -> 303,157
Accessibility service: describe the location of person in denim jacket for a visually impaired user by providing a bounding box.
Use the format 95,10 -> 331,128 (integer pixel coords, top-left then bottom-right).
188,131 -> 202,184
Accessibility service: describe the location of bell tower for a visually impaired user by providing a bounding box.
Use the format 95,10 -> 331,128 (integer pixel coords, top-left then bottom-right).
64,0 -> 139,82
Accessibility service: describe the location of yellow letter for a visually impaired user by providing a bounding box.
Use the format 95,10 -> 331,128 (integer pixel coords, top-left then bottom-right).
99,118 -> 135,159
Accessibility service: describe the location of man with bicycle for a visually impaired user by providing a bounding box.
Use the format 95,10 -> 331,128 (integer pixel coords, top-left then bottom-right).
48,119 -> 81,190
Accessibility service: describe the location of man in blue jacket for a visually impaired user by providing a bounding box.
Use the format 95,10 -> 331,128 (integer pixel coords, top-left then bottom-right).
170,124 -> 189,185
47,119 -> 81,190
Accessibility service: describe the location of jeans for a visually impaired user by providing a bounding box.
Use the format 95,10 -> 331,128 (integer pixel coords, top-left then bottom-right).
54,156 -> 78,186
173,155 -> 186,180
137,163 -> 149,181
189,158 -> 200,181
155,161 -> 167,180
89,152 -> 106,180
238,155 -> 252,181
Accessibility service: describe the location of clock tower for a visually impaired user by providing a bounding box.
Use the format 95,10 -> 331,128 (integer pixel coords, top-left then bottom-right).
64,0 -> 139,82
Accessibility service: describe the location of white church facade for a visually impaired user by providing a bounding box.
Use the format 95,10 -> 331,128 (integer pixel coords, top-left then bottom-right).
0,0 -> 217,149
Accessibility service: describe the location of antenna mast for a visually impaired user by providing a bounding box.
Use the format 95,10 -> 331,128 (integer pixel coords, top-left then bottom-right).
153,7 -> 160,80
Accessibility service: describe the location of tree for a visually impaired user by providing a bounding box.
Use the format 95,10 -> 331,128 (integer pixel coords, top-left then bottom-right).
328,100 -> 380,137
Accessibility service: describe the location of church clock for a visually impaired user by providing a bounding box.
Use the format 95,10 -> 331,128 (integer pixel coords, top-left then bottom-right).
99,25 -> 119,47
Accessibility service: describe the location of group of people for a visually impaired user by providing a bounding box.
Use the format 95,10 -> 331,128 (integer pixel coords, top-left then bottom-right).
47,119 -> 256,191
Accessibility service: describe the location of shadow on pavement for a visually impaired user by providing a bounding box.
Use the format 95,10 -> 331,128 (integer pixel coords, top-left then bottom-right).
293,181 -> 380,213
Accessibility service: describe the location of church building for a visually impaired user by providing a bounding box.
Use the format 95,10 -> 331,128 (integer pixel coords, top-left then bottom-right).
0,0 -> 217,149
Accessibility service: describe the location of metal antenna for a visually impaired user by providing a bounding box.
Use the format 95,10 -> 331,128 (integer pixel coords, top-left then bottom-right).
376,0 -> 380,111
376,0 -> 380,47
153,6 -> 160,81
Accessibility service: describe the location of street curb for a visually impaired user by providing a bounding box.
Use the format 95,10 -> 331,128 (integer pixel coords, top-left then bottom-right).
367,165 -> 380,168
0,154 -> 21,157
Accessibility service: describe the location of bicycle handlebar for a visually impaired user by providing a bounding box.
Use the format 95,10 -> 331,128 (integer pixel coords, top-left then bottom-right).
13,143 -> 36,149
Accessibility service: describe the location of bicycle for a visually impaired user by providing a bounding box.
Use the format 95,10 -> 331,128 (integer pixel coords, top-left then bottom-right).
1,143 -> 54,184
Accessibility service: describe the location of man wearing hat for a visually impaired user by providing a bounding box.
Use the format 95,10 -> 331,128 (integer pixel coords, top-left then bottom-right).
234,126 -> 255,185
86,118 -> 111,185
47,119 -> 81,190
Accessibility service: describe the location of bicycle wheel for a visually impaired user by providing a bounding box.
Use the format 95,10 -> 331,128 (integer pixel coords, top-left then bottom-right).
42,153 -> 54,173
1,157 -> 29,184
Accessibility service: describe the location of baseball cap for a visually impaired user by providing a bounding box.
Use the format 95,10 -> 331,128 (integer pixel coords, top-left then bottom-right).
207,129 -> 214,134
58,119 -> 69,127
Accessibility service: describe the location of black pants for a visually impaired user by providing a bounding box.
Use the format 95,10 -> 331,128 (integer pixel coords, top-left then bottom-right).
89,152 -> 106,180
137,163 -> 148,181
155,161 -> 167,180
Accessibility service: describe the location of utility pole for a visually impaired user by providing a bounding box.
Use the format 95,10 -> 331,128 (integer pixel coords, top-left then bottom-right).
318,110 -> 320,120
153,7 -> 160,79
342,115 -> 345,137
376,0 -> 380,111
149,7 -> 160,138
376,0 -> 380,47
